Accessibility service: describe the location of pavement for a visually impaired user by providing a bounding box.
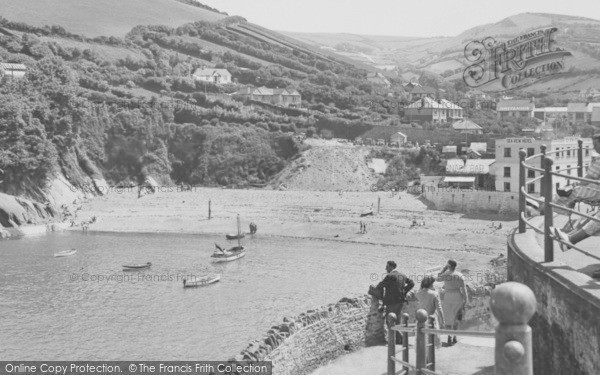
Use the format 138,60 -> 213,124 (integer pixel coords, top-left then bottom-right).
309,336 -> 494,375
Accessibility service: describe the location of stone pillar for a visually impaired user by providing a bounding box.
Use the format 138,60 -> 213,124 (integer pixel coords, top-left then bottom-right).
490,282 -> 536,375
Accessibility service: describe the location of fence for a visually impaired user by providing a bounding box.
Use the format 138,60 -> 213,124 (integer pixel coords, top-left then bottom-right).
518,139 -> 600,263
385,282 -> 536,375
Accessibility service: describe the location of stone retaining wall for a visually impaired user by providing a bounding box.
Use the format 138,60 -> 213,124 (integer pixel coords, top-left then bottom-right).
232,295 -> 384,375
422,187 -> 518,215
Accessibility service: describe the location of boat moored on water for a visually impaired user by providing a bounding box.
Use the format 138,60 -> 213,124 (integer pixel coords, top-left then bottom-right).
225,233 -> 245,240
183,274 -> 220,287
211,247 -> 246,263
122,262 -> 152,270
54,249 -> 77,257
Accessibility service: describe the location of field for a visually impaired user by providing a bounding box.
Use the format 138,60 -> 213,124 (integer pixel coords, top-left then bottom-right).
1,0 -> 226,37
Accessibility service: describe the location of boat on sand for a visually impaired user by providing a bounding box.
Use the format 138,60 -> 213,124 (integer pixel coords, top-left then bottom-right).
54,249 -> 77,257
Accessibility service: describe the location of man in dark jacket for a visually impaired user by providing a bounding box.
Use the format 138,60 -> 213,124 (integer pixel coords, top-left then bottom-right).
375,260 -> 415,344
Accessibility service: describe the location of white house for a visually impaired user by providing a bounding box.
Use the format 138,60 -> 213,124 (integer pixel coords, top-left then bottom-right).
389,132 -> 407,144
0,63 -> 27,79
192,67 -> 232,84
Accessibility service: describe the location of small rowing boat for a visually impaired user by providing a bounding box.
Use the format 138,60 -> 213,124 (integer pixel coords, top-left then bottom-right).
183,274 -> 220,288
225,233 -> 245,240
122,262 -> 152,270
54,249 -> 77,257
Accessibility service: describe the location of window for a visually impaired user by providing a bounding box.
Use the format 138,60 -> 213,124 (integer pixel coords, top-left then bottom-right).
528,170 -> 535,178
567,165 -> 571,175
576,113 -> 584,120
527,148 -> 535,157
527,183 -> 535,193
566,149 -> 571,157
504,167 -> 511,177
556,182 -> 560,190
504,148 -> 511,157
585,148 -> 590,157
504,182 -> 511,192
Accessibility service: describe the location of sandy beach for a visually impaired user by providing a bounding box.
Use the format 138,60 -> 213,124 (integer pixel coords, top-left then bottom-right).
72,187 -> 515,271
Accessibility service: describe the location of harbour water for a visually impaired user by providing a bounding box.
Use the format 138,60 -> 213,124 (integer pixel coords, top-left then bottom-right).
0,231 -> 491,360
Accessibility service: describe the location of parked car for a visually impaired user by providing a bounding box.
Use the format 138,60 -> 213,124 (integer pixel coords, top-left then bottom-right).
376,139 -> 386,146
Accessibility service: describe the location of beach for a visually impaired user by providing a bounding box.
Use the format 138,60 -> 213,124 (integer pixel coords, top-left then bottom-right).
72,187 -> 515,269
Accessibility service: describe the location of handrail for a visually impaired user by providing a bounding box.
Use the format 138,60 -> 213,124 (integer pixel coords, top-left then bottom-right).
518,139 -> 600,263
421,328 -> 495,337
385,283 -> 537,375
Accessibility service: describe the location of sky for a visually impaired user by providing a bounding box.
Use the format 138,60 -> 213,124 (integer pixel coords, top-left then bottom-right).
202,0 -> 600,37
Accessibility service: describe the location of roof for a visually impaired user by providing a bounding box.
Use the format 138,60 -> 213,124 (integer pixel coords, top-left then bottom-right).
452,119 -> 482,131
0,63 -> 26,70
443,176 -> 476,183
446,159 -> 495,175
193,68 -> 231,77
442,145 -> 457,153
535,107 -> 567,113
469,142 -> 488,153
496,99 -> 534,111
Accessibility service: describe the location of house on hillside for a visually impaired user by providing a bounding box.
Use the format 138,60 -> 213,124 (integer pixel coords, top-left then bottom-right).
567,102 -> 600,125
578,88 -> 600,100
192,67 -> 232,84
533,107 -> 567,122
404,97 -> 464,124
441,145 -> 457,158
234,86 -> 301,108
366,72 -> 391,87
389,132 -> 407,145
452,119 -> 483,134
496,99 -> 535,118
592,107 -> 600,126
0,63 -> 27,79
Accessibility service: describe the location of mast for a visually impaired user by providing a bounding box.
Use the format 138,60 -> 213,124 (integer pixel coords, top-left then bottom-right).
237,214 -> 241,248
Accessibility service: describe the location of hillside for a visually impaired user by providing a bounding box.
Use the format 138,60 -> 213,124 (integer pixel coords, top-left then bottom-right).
0,0 -> 227,37
285,13 -> 600,93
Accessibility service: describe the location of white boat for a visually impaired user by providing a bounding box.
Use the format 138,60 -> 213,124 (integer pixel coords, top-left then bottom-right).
212,214 -> 246,263
211,247 -> 246,263
54,249 -> 77,257
122,262 -> 152,271
183,274 -> 221,287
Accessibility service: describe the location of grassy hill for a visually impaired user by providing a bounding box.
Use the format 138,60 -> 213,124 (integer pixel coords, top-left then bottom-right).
0,0 -> 227,37
285,13 -> 600,93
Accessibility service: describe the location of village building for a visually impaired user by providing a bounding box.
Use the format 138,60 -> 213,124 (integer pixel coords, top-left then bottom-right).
389,132 -> 407,146
441,145 -> 458,158
444,158 -> 496,189
452,119 -> 483,134
533,107 -> 568,122
234,86 -> 301,108
567,102 -> 600,125
496,99 -> 535,118
592,107 -> 600,126
0,63 -> 27,79
404,97 -> 464,124
493,137 -> 593,193
192,67 -> 232,84
366,72 -> 391,87
578,88 -> 600,100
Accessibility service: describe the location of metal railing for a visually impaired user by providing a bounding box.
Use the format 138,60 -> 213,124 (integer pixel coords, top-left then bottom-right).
519,139 -> 600,262
385,282 -> 536,375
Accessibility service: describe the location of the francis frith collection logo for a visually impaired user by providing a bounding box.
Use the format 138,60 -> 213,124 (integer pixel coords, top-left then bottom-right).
463,27 -> 572,91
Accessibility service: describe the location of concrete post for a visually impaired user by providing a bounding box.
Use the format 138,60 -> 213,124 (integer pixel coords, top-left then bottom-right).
577,139 -> 583,178
543,158 -> 554,262
428,314 -> 436,372
402,313 -> 410,367
540,145 -> 546,196
490,282 -> 536,375
519,150 -> 527,233
208,199 -> 211,220
387,313 -> 397,375
415,309 -> 428,372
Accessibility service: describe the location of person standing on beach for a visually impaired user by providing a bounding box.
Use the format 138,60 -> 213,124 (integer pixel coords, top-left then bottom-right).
374,261 -> 415,344
360,221 -> 363,234
437,259 -> 468,345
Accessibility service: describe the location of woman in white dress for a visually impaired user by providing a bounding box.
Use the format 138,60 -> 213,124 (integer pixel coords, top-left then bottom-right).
438,259 -> 469,345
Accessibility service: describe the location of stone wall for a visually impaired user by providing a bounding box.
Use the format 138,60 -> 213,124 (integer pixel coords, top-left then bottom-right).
508,233 -> 600,375
422,187 -> 518,215
232,295 -> 385,375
